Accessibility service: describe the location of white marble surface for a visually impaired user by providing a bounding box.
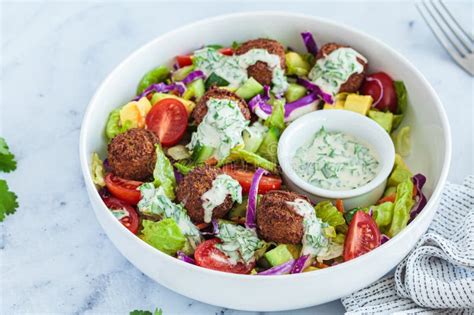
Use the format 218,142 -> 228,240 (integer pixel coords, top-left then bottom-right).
1,1 -> 473,314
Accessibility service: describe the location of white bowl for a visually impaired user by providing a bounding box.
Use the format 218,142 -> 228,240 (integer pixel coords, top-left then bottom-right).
79,12 -> 451,312
279,110 -> 395,209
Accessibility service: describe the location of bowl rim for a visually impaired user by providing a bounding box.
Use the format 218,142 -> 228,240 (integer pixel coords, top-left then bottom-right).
79,11 -> 452,281
278,109 -> 395,199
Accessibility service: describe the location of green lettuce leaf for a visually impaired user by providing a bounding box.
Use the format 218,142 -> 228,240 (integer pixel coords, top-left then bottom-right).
391,126 -> 411,157
0,137 -> 16,172
174,162 -> 195,176
392,80 -> 408,129
372,202 -> 394,228
217,144 -> 277,173
136,65 -> 170,95
315,201 -> 347,230
142,219 -> 185,255
387,178 -> 415,237
0,179 -> 18,222
153,144 -> 176,200
265,98 -> 286,131
91,153 -> 105,187
105,109 -> 132,141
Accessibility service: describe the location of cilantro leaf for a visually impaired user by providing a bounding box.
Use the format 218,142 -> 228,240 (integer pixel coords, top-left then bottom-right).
0,179 -> 18,222
0,137 -> 17,172
130,309 -> 163,315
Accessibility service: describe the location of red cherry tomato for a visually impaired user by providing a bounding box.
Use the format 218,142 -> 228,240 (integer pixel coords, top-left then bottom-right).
222,165 -> 282,194
145,98 -> 188,147
102,195 -> 140,234
219,48 -> 234,56
360,72 -> 398,113
194,239 -> 255,274
176,55 -> 193,68
343,210 -> 381,261
105,173 -> 142,205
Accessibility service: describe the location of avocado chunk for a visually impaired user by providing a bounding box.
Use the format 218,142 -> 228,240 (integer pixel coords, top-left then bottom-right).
323,93 -> 347,110
285,52 -> 311,76
344,94 -> 373,115
368,110 -> 394,133
285,83 -> 307,103
235,77 -> 263,100
265,244 -> 298,267
256,127 -> 281,163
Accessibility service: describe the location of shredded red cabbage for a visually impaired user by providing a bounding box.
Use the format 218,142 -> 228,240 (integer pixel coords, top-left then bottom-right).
290,255 -> 311,274
263,85 -> 271,99
296,78 -> 333,104
366,77 -> 384,108
301,32 -> 318,55
258,259 -> 295,275
103,158 -> 111,173
248,94 -> 273,119
246,168 -> 268,229
409,174 -> 427,222
212,219 -> 220,235
177,251 -> 196,264
284,92 -> 319,120
173,167 -> 184,183
182,70 -> 206,85
381,234 -> 390,244
133,82 -> 186,101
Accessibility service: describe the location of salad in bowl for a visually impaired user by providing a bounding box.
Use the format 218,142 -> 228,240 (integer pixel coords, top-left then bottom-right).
91,32 -> 427,276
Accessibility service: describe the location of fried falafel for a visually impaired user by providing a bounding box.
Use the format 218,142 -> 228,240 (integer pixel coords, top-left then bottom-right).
107,128 -> 159,181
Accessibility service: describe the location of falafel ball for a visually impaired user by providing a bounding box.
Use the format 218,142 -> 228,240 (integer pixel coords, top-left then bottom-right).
235,38 -> 286,86
192,86 -> 251,125
176,165 -> 235,224
107,128 -> 159,181
316,43 -> 368,93
256,190 -> 311,244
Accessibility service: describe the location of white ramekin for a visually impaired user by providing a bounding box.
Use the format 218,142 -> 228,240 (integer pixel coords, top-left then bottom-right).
278,110 -> 395,209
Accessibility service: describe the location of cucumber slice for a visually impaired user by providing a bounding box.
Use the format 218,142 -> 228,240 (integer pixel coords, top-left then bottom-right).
171,65 -> 194,82
285,83 -> 307,103
192,144 -> 214,164
182,79 -> 205,101
264,245 -> 298,267
205,73 -> 229,89
243,130 -> 264,153
235,77 -> 264,100
256,127 -> 281,163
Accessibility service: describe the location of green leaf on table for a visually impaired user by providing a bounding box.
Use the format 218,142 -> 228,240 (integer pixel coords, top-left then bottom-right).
0,179 -> 18,222
130,308 -> 163,315
0,137 -> 17,172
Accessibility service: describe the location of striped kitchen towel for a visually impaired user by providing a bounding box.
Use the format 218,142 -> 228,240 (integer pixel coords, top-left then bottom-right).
342,176 -> 474,314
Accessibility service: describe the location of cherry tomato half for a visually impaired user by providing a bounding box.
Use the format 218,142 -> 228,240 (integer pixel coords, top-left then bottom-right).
105,173 -> 142,205
360,72 -> 398,113
222,165 -> 282,194
194,238 -> 254,274
102,195 -> 140,234
343,210 -> 381,261
219,48 -> 234,56
145,98 -> 188,147
176,55 -> 193,68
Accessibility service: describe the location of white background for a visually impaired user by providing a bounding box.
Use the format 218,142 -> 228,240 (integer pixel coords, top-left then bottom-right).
1,0 -> 473,314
